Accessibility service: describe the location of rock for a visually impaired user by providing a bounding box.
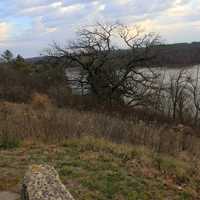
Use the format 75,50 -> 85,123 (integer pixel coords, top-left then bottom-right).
21,164 -> 75,200
0,191 -> 20,200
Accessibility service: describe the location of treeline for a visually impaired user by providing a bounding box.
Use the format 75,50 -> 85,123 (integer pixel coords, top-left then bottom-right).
0,50 -> 71,107
154,42 -> 200,67
26,42 -> 200,68
98,42 -> 200,67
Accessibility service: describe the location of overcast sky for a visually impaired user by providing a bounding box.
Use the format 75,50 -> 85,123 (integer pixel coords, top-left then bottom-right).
0,0 -> 199,57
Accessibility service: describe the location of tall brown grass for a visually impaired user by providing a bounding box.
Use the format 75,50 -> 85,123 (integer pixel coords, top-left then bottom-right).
31,92 -> 52,110
0,100 -> 200,156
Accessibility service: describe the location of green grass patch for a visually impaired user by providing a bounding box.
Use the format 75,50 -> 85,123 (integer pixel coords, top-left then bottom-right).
0,132 -> 20,150
0,137 -> 199,200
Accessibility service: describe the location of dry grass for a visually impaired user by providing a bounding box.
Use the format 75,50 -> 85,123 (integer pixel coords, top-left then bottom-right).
31,92 -> 52,110
0,101 -> 200,157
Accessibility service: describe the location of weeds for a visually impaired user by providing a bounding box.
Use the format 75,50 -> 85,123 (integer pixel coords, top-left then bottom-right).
0,101 -> 200,156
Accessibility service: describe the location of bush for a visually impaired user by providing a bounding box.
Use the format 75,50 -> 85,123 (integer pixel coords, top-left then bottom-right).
31,93 -> 52,110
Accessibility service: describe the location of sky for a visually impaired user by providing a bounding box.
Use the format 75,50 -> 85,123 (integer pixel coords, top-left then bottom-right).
0,0 -> 200,57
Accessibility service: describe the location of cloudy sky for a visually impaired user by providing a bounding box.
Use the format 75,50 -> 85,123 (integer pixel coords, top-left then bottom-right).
0,0 -> 199,57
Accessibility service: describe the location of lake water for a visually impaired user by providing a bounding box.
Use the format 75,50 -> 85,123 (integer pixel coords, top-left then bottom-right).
66,65 -> 200,95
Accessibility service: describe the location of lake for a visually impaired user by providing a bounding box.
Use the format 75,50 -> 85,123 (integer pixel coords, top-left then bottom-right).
66,65 -> 200,95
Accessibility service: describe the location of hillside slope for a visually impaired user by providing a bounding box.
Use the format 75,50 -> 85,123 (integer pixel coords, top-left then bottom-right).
0,137 -> 200,200
25,42 -> 200,67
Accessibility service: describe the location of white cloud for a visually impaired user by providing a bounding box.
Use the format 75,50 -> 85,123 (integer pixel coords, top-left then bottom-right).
32,17 -> 57,34
166,0 -> 193,17
0,22 -> 11,42
114,0 -> 131,5
60,3 -> 84,14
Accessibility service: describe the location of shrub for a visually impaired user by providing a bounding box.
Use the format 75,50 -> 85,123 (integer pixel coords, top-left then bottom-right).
31,93 -> 52,110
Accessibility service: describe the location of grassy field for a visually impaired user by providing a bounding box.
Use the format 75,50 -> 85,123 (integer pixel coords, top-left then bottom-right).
1,137 -> 200,200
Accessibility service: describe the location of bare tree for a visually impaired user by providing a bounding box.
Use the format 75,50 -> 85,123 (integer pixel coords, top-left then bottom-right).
188,66 -> 200,126
48,22 -> 161,106
151,69 -> 167,114
167,69 -> 190,122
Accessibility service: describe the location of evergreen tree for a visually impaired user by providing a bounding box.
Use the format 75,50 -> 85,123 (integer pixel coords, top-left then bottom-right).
1,50 -> 14,63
